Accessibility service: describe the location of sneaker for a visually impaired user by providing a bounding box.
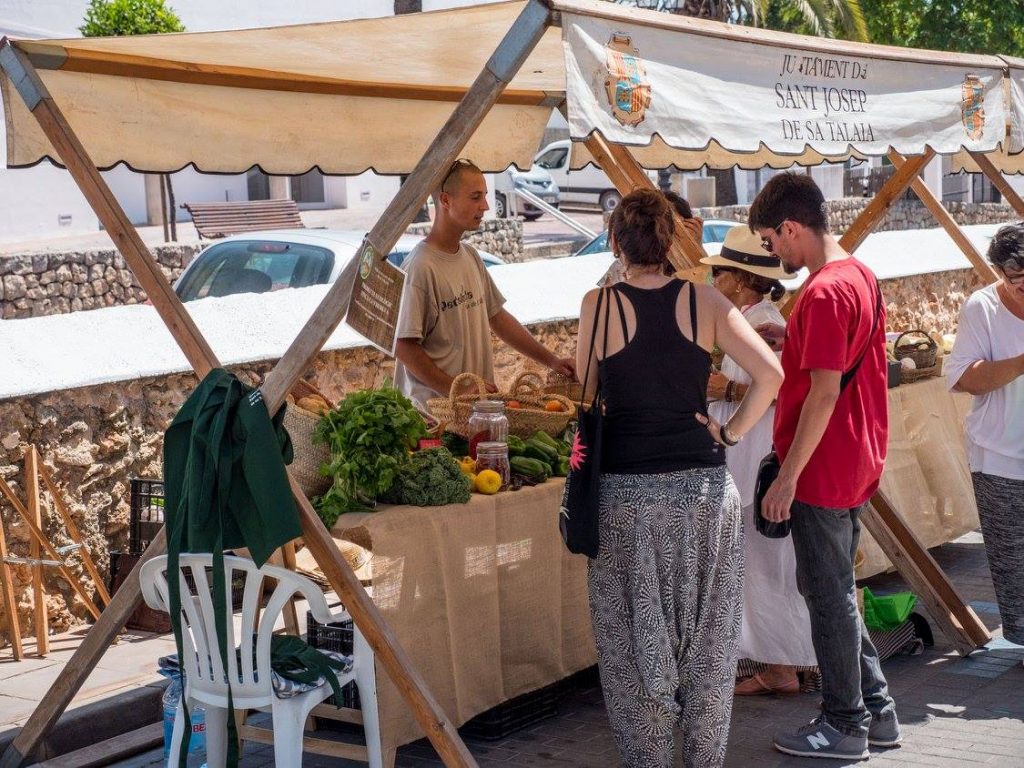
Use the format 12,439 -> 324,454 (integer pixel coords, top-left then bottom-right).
773,718 -> 869,760
868,713 -> 902,747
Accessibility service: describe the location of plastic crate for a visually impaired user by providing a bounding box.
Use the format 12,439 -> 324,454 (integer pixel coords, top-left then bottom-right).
460,679 -> 569,741
306,612 -> 360,709
130,478 -> 165,554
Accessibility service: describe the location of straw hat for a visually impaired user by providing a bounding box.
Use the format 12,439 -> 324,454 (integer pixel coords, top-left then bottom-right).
700,226 -> 797,281
293,538 -> 374,585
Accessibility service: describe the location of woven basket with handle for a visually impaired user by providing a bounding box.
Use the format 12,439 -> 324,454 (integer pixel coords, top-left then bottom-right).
283,380 -> 334,499
893,330 -> 938,370
426,372 -> 575,439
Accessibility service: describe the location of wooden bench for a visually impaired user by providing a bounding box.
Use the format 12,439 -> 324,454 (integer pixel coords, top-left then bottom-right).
182,199 -> 305,239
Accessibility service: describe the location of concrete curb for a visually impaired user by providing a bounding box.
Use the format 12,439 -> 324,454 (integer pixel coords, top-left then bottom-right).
0,679 -> 167,765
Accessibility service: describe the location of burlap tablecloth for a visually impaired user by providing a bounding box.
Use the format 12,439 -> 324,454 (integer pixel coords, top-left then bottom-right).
331,478 -> 595,756
857,376 -> 977,577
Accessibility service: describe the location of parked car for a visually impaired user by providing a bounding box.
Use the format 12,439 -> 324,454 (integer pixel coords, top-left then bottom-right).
534,138 -> 660,212
173,229 -> 505,302
572,219 -> 741,257
493,165 -> 560,221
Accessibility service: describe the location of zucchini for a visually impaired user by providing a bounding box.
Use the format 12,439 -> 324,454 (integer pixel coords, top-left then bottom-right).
529,430 -> 561,451
510,456 -> 550,481
524,437 -> 558,463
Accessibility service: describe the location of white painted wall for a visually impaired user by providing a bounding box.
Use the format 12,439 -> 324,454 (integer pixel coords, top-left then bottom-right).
327,172 -> 401,210
101,165 -> 147,224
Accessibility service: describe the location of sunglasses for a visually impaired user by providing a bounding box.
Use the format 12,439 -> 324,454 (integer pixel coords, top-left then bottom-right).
711,266 -> 736,278
440,158 -> 476,193
760,221 -> 787,253
1002,266 -> 1024,286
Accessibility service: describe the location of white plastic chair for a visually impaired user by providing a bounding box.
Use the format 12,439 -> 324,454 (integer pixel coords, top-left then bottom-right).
140,553 -> 382,767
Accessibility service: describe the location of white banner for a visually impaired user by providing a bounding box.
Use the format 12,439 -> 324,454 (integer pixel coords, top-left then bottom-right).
1007,63 -> 1024,156
563,13 -> 1006,159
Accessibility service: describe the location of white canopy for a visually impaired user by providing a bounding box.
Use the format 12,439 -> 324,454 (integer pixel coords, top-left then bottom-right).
1,0 -> 1021,175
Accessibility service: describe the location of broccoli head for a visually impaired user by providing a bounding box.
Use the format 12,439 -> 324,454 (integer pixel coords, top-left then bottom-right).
383,447 -> 472,507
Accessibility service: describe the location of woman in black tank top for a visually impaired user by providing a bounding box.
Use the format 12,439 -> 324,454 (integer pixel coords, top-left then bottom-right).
575,189 -> 783,768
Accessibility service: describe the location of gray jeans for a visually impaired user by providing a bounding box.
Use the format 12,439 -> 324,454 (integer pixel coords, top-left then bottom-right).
790,500 -> 897,737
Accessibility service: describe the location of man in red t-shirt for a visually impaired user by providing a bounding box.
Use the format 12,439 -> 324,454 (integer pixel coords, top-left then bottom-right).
749,173 -> 899,761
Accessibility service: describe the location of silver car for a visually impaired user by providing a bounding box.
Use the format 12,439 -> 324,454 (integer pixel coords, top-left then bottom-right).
173,229 -> 505,301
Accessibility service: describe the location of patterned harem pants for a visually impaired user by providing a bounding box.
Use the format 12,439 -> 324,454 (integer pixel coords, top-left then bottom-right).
972,472 -> 1024,645
588,466 -> 744,768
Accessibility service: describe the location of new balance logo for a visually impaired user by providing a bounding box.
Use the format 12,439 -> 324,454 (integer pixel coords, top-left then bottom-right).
806,732 -> 830,750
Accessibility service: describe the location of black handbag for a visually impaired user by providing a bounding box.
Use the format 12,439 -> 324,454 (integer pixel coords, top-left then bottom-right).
753,280 -> 883,539
559,288 -> 614,558
753,451 -> 787,538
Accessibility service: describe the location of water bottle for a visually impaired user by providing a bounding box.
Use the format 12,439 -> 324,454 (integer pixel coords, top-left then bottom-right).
160,671 -> 207,767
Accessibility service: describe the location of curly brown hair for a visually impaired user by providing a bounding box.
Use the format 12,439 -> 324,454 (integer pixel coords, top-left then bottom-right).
608,189 -> 675,271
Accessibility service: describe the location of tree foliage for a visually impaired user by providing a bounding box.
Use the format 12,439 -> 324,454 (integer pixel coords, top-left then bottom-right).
79,0 -> 185,37
859,0 -> 1024,57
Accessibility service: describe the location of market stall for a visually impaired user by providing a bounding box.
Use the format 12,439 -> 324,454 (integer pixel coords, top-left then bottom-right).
330,479 -> 594,759
858,377 -> 976,578
2,1 -> 1020,765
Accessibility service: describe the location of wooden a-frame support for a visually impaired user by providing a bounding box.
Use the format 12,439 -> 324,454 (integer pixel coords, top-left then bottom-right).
0,2 -> 550,765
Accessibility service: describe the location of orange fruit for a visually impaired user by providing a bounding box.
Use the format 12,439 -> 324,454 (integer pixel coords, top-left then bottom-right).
544,400 -> 564,412
507,400 -> 521,409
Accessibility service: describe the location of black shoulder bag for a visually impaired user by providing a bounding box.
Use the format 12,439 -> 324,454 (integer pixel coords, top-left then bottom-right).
559,288 -> 617,558
754,280 -> 883,538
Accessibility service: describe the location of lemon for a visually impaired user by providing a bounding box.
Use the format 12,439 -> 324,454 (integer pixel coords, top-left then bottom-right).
475,469 -> 502,495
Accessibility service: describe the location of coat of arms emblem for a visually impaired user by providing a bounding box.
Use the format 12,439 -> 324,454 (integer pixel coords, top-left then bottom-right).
604,33 -> 651,127
961,74 -> 985,141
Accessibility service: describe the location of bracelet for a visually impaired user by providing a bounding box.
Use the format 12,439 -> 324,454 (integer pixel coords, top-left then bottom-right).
720,423 -> 742,446
724,380 -> 735,403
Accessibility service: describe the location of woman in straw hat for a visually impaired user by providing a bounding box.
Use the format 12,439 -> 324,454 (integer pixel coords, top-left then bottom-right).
703,225 -> 818,696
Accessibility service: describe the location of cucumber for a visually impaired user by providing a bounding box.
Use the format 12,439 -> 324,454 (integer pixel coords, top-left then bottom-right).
524,437 -> 558,463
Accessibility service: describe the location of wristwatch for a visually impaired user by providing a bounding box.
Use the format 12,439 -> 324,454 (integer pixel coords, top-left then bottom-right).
720,423 -> 742,446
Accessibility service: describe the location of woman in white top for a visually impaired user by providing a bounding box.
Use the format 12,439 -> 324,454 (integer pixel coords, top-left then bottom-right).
946,223 -> 1024,646
704,226 -> 818,693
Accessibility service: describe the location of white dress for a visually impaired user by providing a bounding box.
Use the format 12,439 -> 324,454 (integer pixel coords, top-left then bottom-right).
709,298 -> 817,666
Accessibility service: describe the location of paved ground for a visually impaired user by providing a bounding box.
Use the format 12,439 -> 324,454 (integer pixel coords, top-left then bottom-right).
105,530 -> 1024,768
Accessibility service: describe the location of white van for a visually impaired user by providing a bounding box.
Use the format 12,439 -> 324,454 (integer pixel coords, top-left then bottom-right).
534,139 -> 657,212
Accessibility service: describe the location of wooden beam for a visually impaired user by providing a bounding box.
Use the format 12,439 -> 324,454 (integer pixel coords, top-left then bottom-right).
0,476 -> 102,622
29,722 -> 163,768
969,150 -> 1024,218
14,42 -> 553,107
0,2 -> 552,760
581,132 -> 707,275
25,447 -> 49,656
780,150 -> 935,317
0,526 -> 167,768
261,0 -> 551,416
0,43 -> 219,379
864,492 -> 990,655
36,449 -> 112,607
888,151 -> 999,285
0,496 -> 24,661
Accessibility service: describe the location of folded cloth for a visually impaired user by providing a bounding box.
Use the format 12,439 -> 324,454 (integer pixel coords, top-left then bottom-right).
159,640 -> 353,701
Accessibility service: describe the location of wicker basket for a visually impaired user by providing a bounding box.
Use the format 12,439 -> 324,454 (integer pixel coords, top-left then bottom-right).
283,382 -> 335,499
426,372 -> 575,439
544,371 -> 583,403
899,357 -> 943,384
893,330 -> 938,370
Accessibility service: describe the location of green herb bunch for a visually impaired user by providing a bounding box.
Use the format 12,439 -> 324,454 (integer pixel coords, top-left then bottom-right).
312,384 -> 428,527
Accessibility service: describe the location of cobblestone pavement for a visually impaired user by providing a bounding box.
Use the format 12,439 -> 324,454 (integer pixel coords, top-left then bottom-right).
115,531 -> 1024,768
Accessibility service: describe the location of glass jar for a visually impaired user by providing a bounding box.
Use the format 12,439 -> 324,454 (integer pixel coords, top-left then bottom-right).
468,400 -> 508,458
475,441 -> 510,491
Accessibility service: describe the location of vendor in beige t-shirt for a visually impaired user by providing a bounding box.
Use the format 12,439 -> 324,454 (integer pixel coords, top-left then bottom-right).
395,159 -> 576,410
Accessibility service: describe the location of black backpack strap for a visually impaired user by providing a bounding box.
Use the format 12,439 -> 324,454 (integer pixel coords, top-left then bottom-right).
839,277 -> 883,394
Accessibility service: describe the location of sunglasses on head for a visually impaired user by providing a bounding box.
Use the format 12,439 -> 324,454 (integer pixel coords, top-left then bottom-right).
440,158 -> 476,193
760,220 -> 787,253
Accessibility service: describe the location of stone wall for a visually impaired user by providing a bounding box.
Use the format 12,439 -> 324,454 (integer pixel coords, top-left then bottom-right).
408,217 -> 525,263
0,244 -> 200,320
0,320 -> 570,644
694,199 -> 1020,234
